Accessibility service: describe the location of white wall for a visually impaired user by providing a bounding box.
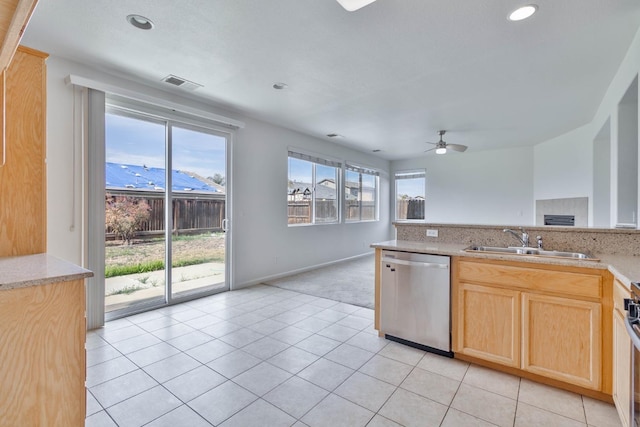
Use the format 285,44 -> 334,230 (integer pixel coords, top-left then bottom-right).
391,146 -> 534,226
232,118 -> 390,287
533,124 -> 593,202
533,26 -> 640,227
45,56 -> 391,288
592,119 -> 611,227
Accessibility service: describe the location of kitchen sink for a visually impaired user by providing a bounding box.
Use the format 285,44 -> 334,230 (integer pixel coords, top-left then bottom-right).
465,246 -> 539,255
463,245 -> 599,261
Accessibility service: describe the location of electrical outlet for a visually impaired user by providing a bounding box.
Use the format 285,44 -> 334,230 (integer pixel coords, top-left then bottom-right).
426,229 -> 438,237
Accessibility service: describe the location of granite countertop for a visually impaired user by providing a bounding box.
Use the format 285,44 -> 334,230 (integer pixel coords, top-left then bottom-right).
0,254 -> 93,291
371,240 -> 639,287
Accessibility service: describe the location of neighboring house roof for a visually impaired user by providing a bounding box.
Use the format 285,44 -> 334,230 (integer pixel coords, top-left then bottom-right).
106,162 -> 220,193
344,180 -> 376,201
288,181 -> 336,200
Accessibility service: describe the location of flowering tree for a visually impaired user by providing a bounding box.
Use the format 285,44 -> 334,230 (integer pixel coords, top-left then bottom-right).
105,195 -> 151,245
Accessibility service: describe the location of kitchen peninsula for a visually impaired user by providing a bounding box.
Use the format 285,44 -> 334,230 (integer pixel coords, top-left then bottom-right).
372,222 -> 640,427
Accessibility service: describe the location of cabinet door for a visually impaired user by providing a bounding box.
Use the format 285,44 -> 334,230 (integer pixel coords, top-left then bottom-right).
0,280 -> 86,425
613,279 -> 631,427
455,282 -> 520,367
522,293 -> 602,390
0,46 -> 47,257
613,309 -> 631,427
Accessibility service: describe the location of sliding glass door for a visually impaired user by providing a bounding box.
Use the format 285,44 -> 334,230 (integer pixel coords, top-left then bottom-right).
104,106 -> 229,316
170,125 -> 228,299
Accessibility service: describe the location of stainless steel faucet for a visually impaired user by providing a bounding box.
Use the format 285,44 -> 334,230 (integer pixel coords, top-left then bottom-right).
503,227 -> 529,247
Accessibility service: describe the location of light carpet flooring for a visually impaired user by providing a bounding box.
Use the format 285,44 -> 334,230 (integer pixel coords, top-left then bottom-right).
86,284 -> 621,427
263,254 -> 375,309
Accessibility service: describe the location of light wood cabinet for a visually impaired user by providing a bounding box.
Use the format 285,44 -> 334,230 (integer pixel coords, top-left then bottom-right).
613,279 -> 631,427
0,279 -> 86,426
454,258 -> 609,392
522,293 -> 601,390
456,282 -> 520,367
0,45 -> 47,257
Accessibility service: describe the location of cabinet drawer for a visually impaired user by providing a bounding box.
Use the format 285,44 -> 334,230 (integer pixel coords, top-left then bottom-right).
458,261 -> 602,299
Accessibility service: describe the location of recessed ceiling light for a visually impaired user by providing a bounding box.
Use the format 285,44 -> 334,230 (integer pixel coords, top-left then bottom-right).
127,14 -> 154,30
272,82 -> 288,90
508,4 -> 537,21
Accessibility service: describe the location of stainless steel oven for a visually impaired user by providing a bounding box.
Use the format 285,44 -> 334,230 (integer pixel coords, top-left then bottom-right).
624,282 -> 640,427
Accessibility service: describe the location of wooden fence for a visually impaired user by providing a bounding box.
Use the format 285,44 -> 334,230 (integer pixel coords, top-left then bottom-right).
397,199 -> 425,220
288,200 -> 376,224
106,191 -> 225,240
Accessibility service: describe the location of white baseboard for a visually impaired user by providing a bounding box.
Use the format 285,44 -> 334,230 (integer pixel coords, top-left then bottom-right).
232,251 -> 374,290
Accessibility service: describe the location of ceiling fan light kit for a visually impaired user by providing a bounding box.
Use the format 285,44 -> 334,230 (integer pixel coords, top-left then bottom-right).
424,130 -> 468,155
336,0 -> 377,12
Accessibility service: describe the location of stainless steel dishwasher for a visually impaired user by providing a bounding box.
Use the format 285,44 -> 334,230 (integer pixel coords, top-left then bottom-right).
380,250 -> 452,357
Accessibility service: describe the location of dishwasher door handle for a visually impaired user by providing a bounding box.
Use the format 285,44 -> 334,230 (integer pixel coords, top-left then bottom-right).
381,257 -> 449,269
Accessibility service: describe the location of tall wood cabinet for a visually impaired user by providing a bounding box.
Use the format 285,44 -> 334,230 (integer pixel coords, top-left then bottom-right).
0,45 -> 91,425
0,45 -> 47,257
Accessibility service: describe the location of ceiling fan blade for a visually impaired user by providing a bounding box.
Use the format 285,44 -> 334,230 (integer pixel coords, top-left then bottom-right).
424,147 -> 437,153
424,141 -> 437,146
447,143 -> 468,152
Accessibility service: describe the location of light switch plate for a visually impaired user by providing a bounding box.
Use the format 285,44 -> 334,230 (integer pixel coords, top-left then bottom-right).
426,229 -> 438,237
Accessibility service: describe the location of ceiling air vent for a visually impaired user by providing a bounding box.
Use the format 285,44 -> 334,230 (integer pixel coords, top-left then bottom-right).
326,133 -> 344,139
161,75 -> 203,91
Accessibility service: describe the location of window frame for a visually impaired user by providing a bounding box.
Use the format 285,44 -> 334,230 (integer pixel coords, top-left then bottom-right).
394,169 -> 426,221
287,150 -> 342,226
344,163 -> 380,223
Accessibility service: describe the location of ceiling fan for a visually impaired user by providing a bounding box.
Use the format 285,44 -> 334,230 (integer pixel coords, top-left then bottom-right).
424,130 -> 468,155
336,0 -> 377,11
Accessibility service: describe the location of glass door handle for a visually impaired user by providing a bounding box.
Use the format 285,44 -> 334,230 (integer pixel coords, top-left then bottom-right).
222,218 -> 228,232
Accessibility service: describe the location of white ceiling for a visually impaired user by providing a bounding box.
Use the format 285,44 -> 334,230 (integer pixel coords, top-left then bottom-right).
22,0 -> 640,160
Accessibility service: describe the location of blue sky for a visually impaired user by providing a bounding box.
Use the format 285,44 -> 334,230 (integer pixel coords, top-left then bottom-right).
288,158 -> 337,183
396,178 -> 424,198
105,113 -> 226,179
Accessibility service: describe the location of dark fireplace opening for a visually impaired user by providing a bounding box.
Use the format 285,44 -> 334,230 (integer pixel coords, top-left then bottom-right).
544,214 -> 575,226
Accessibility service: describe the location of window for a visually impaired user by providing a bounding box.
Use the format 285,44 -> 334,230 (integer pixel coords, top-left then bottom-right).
288,151 -> 341,225
345,163 -> 379,222
395,170 -> 426,220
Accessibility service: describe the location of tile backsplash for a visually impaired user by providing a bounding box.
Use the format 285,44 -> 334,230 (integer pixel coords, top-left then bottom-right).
395,223 -> 640,256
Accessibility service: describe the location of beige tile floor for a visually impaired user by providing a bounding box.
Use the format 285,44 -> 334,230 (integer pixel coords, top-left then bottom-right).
85,285 -> 622,427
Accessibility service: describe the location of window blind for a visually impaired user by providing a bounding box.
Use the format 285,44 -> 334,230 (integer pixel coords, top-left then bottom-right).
395,171 -> 426,180
288,150 -> 342,168
345,163 -> 380,176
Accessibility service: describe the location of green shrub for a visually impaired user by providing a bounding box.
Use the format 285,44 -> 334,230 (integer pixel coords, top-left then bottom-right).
104,256 -> 224,278
105,260 -> 164,278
